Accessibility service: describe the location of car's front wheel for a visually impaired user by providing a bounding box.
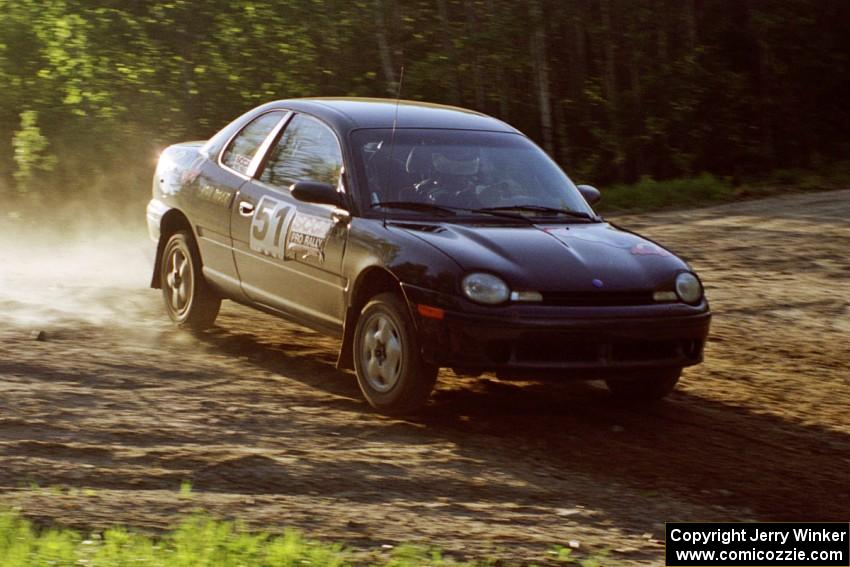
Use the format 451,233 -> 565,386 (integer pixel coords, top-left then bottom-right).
353,293 -> 438,415
605,368 -> 681,401
160,230 -> 221,330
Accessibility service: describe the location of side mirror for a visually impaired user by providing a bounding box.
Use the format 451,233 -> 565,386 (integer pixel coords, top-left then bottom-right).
290,181 -> 345,208
577,184 -> 601,206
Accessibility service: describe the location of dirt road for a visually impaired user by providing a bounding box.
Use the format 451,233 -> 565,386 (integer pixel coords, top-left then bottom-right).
1,190 -> 848,564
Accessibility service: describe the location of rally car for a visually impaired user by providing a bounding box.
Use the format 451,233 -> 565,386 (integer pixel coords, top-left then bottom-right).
147,98 -> 710,414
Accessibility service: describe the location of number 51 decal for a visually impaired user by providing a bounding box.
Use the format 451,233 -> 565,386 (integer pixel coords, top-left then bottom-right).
249,196 -> 295,260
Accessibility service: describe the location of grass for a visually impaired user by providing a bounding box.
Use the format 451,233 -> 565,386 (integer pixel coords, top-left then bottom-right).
595,162 -> 850,213
178,480 -> 194,499
596,173 -> 735,212
0,508 -> 615,566
0,510 -> 350,567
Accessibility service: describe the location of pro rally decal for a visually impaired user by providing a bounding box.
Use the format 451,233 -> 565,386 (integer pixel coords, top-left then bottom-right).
249,196 -> 296,260
286,213 -> 333,262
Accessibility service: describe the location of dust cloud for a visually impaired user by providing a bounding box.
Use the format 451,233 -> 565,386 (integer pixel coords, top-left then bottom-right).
0,221 -> 155,329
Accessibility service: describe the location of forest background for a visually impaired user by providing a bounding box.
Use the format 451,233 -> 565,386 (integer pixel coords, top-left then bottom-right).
2,0 -> 848,219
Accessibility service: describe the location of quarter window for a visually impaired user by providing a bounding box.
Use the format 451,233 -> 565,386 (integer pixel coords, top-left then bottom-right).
259,114 -> 343,189
221,111 -> 285,175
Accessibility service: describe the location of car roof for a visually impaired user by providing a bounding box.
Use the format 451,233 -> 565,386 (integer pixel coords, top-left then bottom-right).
253,97 -> 521,135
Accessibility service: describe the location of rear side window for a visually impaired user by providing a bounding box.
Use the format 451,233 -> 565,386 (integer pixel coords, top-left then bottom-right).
220,111 -> 284,175
259,114 -> 343,189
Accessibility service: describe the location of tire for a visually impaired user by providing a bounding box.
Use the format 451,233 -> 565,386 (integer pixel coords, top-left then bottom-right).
353,292 -> 438,415
605,367 -> 681,401
160,230 -> 221,330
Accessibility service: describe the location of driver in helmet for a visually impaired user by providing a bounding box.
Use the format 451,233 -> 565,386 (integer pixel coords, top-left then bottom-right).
404,145 -> 481,207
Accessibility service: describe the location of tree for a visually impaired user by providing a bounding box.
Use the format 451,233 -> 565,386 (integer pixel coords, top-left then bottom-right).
0,0 -> 848,212
12,110 -> 57,195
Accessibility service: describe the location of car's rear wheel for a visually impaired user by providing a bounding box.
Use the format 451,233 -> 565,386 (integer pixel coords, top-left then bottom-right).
353,292 -> 438,415
605,367 -> 681,401
160,230 -> 220,330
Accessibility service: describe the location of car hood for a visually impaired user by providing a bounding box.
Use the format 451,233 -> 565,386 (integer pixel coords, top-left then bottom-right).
394,221 -> 689,292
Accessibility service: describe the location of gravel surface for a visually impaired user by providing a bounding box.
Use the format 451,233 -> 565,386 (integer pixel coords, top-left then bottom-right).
1,189 -> 848,565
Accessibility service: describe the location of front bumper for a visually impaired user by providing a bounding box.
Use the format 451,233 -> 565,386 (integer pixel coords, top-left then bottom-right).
402,284 -> 711,376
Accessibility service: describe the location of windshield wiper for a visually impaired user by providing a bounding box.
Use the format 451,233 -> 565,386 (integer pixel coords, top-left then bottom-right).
371,201 -> 459,216
372,201 -> 534,223
479,204 -> 598,220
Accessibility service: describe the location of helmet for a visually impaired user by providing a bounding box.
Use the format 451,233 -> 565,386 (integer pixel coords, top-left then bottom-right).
432,146 -> 480,176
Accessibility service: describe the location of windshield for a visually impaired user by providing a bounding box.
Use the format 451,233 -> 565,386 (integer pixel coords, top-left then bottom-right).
350,129 -> 595,219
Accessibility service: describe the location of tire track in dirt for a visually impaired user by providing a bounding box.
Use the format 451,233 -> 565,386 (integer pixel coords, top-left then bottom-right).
0,190 -> 848,564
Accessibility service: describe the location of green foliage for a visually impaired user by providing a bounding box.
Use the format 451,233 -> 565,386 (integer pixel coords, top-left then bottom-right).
549,544 -> 574,562
2,510 -> 614,566
385,544 -> 479,566
0,510 -> 351,567
0,511 -> 81,567
178,480 -> 193,499
11,110 -> 56,193
756,161 -> 850,192
0,0 -> 847,212
597,173 -> 735,212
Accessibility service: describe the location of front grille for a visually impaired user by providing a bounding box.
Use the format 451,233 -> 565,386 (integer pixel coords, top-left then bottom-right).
611,340 -> 679,362
540,290 -> 655,306
514,338 -> 598,363
500,334 -> 703,366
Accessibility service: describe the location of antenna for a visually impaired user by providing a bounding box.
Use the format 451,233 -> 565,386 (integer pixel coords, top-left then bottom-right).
383,65 -> 404,227
392,66 -> 404,132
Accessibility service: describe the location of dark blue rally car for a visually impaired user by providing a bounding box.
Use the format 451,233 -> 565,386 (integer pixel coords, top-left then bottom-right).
147,98 -> 710,414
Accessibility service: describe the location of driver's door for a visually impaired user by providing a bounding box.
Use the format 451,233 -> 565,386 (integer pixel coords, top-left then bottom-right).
231,113 -> 349,334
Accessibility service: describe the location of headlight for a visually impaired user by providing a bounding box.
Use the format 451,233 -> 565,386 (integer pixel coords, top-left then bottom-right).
675,272 -> 703,304
462,273 -> 510,305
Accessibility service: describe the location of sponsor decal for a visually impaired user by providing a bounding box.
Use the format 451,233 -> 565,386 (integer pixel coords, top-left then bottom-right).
232,153 -> 252,174
286,213 -> 333,262
249,196 -> 295,260
197,183 -> 233,207
248,196 -> 334,263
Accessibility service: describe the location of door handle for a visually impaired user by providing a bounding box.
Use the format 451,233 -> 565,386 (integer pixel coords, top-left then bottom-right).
238,201 -> 255,216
